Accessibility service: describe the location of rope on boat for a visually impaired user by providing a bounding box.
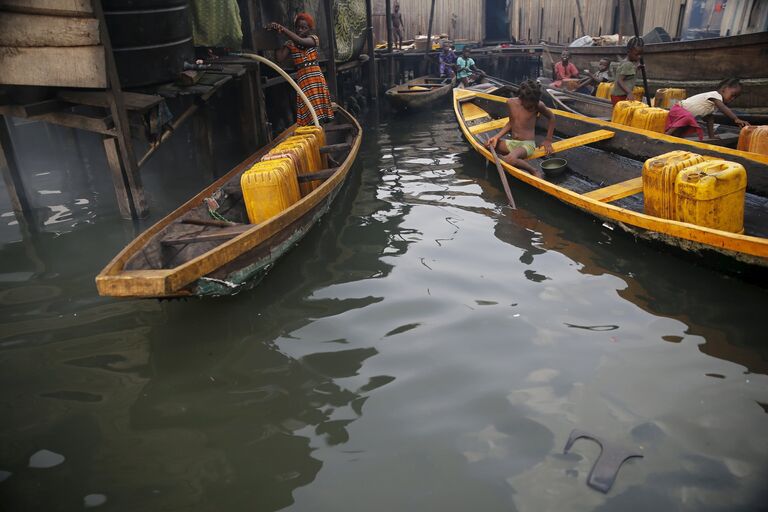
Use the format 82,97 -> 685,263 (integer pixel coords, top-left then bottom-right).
234,52 -> 321,128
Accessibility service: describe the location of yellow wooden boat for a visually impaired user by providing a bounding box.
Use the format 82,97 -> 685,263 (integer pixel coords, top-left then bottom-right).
96,105 -> 361,298
453,88 -> 768,276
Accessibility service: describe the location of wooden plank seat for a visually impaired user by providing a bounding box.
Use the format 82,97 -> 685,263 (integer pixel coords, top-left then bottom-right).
461,102 -> 491,121
469,117 -> 509,134
529,129 -> 615,159
583,177 -> 644,202
160,224 -> 250,246
320,142 -> 352,154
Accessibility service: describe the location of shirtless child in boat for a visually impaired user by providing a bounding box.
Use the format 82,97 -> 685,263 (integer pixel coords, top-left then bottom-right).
486,80 -> 555,177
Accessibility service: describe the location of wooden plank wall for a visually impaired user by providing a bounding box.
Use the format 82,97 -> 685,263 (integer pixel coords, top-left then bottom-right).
510,0 -> 683,44
371,0 -> 485,43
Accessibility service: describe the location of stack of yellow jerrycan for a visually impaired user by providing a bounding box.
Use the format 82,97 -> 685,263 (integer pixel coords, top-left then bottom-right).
240,158 -> 301,224
654,88 -> 686,108
611,100 -> 645,125
643,151 -> 705,219
674,160 -> 747,233
295,126 -> 327,167
737,125 -> 768,155
630,107 -> 668,133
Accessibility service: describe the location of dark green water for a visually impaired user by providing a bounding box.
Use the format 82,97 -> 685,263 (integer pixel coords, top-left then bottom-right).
1,108 -> 767,511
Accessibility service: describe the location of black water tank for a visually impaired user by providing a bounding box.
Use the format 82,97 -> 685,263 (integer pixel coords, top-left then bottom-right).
103,0 -> 194,87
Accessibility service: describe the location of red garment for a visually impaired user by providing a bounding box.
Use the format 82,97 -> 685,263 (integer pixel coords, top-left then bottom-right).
552,61 -> 579,87
286,35 -> 334,126
665,104 -> 704,140
611,94 -> 627,105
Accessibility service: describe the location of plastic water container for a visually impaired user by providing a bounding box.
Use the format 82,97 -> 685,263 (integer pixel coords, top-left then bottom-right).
241,159 -> 300,225
596,82 -> 612,99
737,125 -> 768,155
654,88 -> 687,108
285,135 -> 321,170
611,100 -> 645,125
295,126 -> 327,167
674,159 -> 747,233
642,150 -> 705,219
630,107 -> 669,133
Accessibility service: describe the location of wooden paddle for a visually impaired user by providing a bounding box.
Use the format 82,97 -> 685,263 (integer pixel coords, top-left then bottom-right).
489,144 -> 517,209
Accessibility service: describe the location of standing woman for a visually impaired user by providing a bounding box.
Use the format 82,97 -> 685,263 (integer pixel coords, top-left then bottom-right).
268,13 -> 335,126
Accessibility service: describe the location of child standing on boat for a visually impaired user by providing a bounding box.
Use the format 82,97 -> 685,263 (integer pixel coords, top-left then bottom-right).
485,80 -> 556,177
269,13 -> 335,126
665,78 -> 750,140
610,37 -> 644,105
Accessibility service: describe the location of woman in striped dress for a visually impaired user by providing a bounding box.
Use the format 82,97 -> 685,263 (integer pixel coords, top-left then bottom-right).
268,13 -> 335,126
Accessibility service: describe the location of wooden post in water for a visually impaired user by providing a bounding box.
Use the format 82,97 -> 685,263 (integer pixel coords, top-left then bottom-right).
91,0 -> 147,219
576,0 -> 587,36
628,0 -> 653,106
0,116 -> 35,228
364,0 -> 378,100
424,0 -> 436,75
385,0 -> 394,87
322,0 -> 339,101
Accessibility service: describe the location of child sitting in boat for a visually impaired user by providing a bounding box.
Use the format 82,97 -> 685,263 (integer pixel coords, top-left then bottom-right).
552,50 -> 580,88
610,37 -> 644,105
665,78 -> 751,140
456,47 -> 485,87
485,80 -> 555,177
576,58 -> 612,95
439,42 -> 457,78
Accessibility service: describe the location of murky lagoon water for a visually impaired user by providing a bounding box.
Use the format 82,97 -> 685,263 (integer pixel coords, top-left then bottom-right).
1,107 -> 767,511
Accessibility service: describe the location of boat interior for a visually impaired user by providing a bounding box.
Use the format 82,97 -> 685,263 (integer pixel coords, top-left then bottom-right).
458,94 -> 768,239
121,110 -> 359,273
388,76 -> 453,94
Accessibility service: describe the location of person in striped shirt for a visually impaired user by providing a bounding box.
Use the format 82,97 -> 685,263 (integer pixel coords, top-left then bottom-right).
269,13 -> 335,126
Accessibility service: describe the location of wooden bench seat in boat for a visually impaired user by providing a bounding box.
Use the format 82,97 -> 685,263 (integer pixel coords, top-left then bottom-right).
583,177 -> 644,202
160,224 -> 250,246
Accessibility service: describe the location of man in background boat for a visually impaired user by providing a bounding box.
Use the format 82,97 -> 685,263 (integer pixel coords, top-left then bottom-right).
610,37 -> 644,105
392,2 -> 404,50
484,80 -> 555,177
552,50 -> 580,89
439,42 -> 457,79
456,47 -> 486,87
268,13 -> 335,126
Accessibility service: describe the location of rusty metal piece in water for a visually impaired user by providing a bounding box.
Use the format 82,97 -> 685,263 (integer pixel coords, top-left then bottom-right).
563,429 -> 643,493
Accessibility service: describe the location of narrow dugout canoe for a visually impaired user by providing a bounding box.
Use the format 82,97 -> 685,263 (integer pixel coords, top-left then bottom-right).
385,75 -> 454,110
542,32 -> 768,109
541,86 -> 741,147
453,88 -> 768,277
96,105 -> 362,298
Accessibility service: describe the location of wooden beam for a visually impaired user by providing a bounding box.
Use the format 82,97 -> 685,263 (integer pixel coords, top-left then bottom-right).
102,136 -> 133,219
161,225 -> 251,245
364,0 -> 378,101
322,0 -> 339,101
0,12 -> 99,46
239,70 -> 259,152
0,99 -> 68,117
92,0 -> 147,218
0,116 -> 35,226
424,0 -> 436,64
56,90 -> 162,112
529,129 -> 615,159
320,142 -> 351,154
469,117 -> 509,134
297,167 -> 339,182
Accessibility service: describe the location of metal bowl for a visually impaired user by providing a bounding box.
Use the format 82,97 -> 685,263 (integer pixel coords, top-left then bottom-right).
540,157 -> 568,175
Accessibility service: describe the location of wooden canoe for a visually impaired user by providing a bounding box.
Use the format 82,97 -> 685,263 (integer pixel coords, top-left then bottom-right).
385,75 -> 455,110
541,85 -> 742,148
453,87 -> 768,276
95,105 -> 362,298
542,32 -> 768,109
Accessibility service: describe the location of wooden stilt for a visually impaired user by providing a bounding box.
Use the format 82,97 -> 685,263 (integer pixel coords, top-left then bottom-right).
425,0 -> 436,71
240,70 -> 259,152
385,0 -> 394,87
364,0 -> 378,101
102,136 -> 134,219
322,0 -> 339,101
192,106 -> 215,182
254,64 -> 271,144
91,0 -> 147,219
0,116 -> 35,227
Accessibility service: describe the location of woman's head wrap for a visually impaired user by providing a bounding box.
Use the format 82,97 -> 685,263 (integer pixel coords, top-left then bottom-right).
294,12 -> 315,29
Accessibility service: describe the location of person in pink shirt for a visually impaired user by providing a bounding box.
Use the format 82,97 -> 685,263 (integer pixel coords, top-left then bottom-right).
552,50 -> 579,88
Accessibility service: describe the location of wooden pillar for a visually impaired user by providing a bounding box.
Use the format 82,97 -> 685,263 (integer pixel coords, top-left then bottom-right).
91,0 -> 147,219
254,65 -> 271,143
424,0 -> 436,75
102,136 -> 134,219
364,0 -> 378,101
0,116 -> 35,227
385,0 -> 394,87
576,0 -> 586,36
322,0 -> 339,101
240,70 -> 259,152
192,105 -> 216,182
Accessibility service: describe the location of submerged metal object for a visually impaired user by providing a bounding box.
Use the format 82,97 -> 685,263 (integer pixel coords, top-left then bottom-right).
563,429 -> 643,493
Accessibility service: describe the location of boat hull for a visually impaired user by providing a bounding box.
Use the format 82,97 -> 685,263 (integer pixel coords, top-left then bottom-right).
385,75 -> 454,110
542,32 -> 768,109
